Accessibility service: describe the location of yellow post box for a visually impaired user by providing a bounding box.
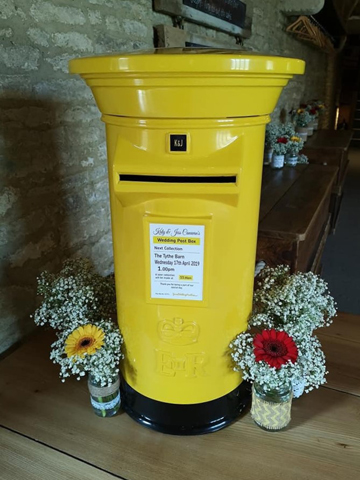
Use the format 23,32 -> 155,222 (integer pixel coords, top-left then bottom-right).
69,49 -> 304,434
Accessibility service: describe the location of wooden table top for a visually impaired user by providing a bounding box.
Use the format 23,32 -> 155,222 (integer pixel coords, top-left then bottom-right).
259,164 -> 337,241
1,312 -> 359,479
303,130 -> 353,151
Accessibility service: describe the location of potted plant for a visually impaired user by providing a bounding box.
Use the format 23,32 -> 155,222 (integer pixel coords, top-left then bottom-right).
279,122 -> 296,138
33,258 -> 124,417
310,100 -> 326,130
297,153 -> 309,164
305,106 -> 319,136
271,136 -> 288,169
294,108 -> 311,141
230,265 -> 336,430
286,135 -> 304,166
264,123 -> 279,165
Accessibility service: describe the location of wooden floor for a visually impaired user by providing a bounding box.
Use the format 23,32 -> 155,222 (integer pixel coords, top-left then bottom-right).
1,312 -> 360,480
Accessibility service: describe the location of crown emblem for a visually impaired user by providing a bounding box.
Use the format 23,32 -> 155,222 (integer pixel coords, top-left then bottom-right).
158,317 -> 200,346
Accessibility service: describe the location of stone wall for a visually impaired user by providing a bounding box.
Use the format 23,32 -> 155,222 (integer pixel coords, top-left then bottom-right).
0,0 -> 329,354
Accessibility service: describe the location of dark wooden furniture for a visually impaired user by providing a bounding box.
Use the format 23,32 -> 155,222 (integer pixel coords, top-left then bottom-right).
302,129 -> 353,233
1,312 -> 360,479
257,164 -> 337,273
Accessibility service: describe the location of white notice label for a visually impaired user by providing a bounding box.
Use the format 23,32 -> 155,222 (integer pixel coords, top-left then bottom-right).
150,223 -> 205,301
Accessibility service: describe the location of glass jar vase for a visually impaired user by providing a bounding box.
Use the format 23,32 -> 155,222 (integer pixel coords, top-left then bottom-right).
88,374 -> 121,417
286,155 -> 298,167
295,126 -> 308,142
271,154 -> 285,169
251,381 -> 293,431
264,147 -> 273,166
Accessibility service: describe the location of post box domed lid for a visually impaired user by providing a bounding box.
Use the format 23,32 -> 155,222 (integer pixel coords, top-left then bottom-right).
69,48 -> 305,76
69,48 -> 305,118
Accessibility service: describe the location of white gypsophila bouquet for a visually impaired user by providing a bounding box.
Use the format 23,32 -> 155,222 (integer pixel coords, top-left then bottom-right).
265,123 -> 280,147
287,135 -> 304,155
293,335 -> 327,392
33,258 -> 124,386
50,319 -> 124,386
230,329 -> 327,392
297,153 -> 309,164
33,258 -> 116,331
272,138 -> 289,155
230,329 -> 301,390
251,265 -> 336,338
295,109 -> 311,127
279,122 -> 296,138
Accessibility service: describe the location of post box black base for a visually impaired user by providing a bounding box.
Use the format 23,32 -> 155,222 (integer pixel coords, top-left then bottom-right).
120,379 -> 251,435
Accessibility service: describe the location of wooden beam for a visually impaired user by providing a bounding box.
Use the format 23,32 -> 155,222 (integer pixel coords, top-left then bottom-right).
155,25 -> 243,49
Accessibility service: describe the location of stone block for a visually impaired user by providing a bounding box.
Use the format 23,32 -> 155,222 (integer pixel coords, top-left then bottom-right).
0,187 -> 18,217
10,232 -> 56,268
0,74 -> 32,97
53,32 -> 93,52
27,27 -> 50,47
123,19 -> 148,38
33,78 -> 94,101
60,105 -> 100,124
0,45 -> 39,71
45,54 -> 73,73
88,9 -> 102,25
0,0 -> 15,19
30,1 -> 86,25
84,178 -> 109,205
89,232 -> 114,275
81,157 -> 95,167
0,27 -> 13,38
281,0 -> 325,16
88,0 -> 114,6
62,207 -> 111,248
0,210 -> 47,247
105,15 -> 120,32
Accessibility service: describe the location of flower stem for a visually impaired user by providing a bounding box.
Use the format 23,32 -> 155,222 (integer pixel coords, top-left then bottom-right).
97,396 -> 106,417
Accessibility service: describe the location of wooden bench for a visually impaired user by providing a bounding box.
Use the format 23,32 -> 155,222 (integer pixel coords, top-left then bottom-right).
302,129 -> 353,233
257,164 -> 337,273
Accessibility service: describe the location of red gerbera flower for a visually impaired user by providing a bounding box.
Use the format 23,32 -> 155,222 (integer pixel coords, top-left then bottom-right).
277,137 -> 288,144
309,108 -> 317,115
253,329 -> 298,369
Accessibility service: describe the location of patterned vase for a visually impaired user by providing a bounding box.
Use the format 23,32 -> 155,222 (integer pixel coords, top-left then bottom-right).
306,125 -> 314,136
286,155 -> 298,166
251,381 -> 293,431
295,126 -> 308,142
88,373 -> 121,417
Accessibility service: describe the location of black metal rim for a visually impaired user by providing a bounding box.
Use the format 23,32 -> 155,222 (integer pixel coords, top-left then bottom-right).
120,378 -> 251,436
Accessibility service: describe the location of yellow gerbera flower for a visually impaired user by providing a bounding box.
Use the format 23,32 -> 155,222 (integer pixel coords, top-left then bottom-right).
65,324 -> 105,358
291,136 -> 301,142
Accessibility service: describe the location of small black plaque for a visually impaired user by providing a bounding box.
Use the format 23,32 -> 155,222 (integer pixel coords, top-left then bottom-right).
183,0 -> 246,28
170,134 -> 187,152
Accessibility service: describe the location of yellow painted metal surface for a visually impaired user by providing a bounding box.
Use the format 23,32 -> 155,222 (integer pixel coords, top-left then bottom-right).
69,49 -> 304,404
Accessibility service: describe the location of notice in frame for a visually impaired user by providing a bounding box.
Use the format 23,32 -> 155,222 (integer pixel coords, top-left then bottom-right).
150,223 -> 205,301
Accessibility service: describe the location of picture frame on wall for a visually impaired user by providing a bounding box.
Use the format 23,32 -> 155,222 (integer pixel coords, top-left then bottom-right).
153,0 -> 252,39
